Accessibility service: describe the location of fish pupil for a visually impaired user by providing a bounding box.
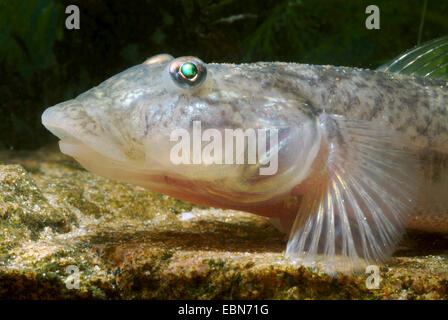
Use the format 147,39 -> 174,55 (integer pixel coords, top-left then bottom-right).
180,62 -> 198,79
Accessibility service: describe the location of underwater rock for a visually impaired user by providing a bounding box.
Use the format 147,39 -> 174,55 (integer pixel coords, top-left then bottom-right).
0,164 -> 74,258
0,145 -> 446,299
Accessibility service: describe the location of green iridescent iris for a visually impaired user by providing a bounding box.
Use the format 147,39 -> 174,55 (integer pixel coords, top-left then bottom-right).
180,62 -> 198,79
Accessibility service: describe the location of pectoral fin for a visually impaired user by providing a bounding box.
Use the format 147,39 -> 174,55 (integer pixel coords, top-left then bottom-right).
286,114 -> 422,274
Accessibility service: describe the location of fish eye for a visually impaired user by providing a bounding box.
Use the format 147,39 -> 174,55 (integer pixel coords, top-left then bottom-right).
168,57 -> 207,89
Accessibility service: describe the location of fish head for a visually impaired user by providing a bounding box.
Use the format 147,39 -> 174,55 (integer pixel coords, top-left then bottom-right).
42,55 -> 322,207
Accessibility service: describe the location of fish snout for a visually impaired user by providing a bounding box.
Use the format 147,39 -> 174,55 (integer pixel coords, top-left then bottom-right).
41,99 -> 128,162
41,100 -> 84,142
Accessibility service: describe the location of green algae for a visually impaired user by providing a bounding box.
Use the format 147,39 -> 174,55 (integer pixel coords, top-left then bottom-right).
0,146 -> 447,299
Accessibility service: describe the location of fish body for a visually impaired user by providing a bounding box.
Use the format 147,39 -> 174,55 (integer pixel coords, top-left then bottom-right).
42,41 -> 448,273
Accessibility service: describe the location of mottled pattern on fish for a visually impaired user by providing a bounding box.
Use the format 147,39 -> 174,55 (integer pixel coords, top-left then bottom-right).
231,63 -> 448,233
57,63 -> 448,151
41,41 -> 448,273
267,64 -> 448,150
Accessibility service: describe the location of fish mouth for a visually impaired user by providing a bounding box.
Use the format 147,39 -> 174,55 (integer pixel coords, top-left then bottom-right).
41,101 -> 86,155
41,99 -> 128,162
42,102 -> 80,141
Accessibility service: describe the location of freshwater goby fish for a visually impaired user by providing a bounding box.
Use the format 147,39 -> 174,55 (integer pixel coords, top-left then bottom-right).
41,37 -> 448,273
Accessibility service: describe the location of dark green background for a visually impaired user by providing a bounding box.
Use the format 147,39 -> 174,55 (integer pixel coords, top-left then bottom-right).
1,0 -> 447,150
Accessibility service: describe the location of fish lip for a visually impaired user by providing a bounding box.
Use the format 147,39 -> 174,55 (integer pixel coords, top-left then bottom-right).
41,100 -> 91,148
42,99 -> 129,162
42,102 -> 80,141
42,109 -> 66,141
42,104 -> 87,158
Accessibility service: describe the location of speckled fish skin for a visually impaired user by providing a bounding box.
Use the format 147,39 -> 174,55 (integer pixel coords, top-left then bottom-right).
42,48 -> 448,273
283,64 -> 448,151
274,63 -> 448,233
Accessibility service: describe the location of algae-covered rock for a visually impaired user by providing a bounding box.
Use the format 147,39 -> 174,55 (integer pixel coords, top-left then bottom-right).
0,145 -> 447,299
0,164 -> 75,263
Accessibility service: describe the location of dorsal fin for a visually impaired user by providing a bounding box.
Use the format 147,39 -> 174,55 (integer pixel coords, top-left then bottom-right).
377,36 -> 448,80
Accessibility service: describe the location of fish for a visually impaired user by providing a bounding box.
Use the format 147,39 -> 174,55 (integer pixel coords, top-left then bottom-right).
41,37 -> 448,274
